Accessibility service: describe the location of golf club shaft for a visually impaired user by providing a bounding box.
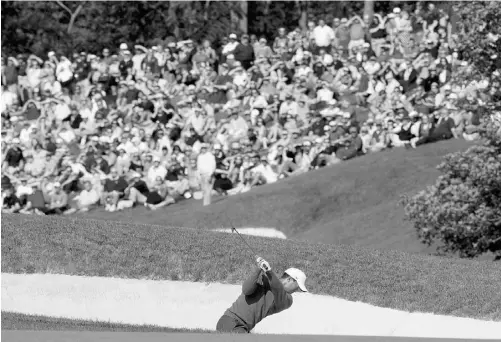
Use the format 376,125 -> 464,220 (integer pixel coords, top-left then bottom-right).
232,227 -> 259,259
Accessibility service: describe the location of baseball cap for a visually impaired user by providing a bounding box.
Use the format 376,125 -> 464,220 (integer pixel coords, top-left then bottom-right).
284,268 -> 308,292
229,33 -> 237,39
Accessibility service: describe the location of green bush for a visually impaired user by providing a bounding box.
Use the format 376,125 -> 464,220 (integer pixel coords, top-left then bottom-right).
402,122 -> 501,260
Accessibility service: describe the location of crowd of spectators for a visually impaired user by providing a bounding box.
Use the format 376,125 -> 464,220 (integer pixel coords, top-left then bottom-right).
2,3 -> 500,215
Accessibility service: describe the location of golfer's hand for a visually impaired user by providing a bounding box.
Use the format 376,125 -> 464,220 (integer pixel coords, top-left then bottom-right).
256,257 -> 271,272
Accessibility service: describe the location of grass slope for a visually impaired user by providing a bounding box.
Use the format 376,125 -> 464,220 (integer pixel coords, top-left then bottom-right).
1,312 -> 211,333
2,214 -> 500,321
80,140 -> 473,254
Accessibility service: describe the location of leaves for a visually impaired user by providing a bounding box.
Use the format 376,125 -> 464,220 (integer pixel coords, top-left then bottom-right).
454,1 -> 501,82
402,123 -> 501,260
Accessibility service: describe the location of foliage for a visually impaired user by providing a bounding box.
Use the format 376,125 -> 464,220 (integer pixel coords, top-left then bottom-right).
402,122 -> 501,260
1,1 -> 415,56
453,1 -> 501,82
1,1 -> 242,55
3,214 -> 501,320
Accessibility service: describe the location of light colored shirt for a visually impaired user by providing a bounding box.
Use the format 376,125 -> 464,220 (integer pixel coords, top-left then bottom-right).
313,25 -> 335,47
197,152 -> 216,176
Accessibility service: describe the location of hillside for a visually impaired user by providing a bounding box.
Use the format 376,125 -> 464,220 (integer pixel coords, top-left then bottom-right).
80,139 -> 474,254
2,214 -> 501,320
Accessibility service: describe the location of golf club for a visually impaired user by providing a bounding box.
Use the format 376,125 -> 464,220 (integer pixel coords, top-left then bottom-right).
231,226 -> 259,260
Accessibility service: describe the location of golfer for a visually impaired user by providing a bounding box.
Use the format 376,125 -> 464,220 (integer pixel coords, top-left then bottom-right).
216,257 -> 307,333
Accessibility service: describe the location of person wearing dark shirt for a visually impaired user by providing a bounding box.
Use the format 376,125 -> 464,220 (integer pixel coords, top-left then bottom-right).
120,172 -> 150,209
125,84 -> 140,104
3,139 -> 24,169
129,154 -> 144,172
74,56 -> 90,82
103,168 -> 128,211
152,107 -> 174,126
139,98 -> 155,113
24,102 -> 42,121
233,35 -> 255,70
2,187 -> 21,213
119,55 -> 134,78
63,109 -> 83,129
3,58 -> 19,87
416,110 -> 455,146
184,127 -> 203,146
335,126 -> 364,160
216,257 -> 307,333
23,185 -> 47,215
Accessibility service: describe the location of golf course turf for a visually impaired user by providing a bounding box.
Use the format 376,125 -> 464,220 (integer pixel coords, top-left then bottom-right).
2,214 -> 501,321
1,312 -> 211,333
77,139 -> 474,255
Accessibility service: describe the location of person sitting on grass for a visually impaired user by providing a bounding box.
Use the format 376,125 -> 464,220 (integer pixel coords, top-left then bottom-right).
64,179 -> 100,214
116,171 -> 151,211
44,182 -> 68,215
1,186 -> 21,214
144,176 -> 175,210
102,167 -> 128,212
19,183 -> 47,215
216,257 -> 307,334
250,156 -> 278,186
335,126 -> 364,161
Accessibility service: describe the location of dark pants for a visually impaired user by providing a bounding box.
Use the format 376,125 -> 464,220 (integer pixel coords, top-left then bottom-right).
216,315 -> 249,334
415,133 -> 452,146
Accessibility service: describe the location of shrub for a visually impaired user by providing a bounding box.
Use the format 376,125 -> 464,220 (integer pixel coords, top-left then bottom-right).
402,121 -> 501,260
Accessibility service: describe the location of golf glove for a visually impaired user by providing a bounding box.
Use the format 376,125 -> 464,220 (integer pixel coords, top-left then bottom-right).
257,258 -> 271,272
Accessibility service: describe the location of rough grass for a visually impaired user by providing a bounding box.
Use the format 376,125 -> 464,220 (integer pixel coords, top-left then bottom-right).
79,140 -> 474,255
1,312 -> 211,332
2,214 -> 501,321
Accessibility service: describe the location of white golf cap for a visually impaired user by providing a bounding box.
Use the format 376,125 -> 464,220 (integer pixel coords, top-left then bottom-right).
284,268 -> 308,292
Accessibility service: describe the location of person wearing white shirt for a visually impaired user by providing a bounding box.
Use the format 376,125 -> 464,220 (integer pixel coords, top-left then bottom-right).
196,144 -> 216,206
227,111 -> 249,142
1,86 -> 18,113
64,179 -> 100,214
317,86 -> 334,102
312,20 -> 335,50
251,157 -> 278,186
56,57 -> 74,84
187,109 -> 207,136
147,158 -> 167,187
279,96 -> 298,116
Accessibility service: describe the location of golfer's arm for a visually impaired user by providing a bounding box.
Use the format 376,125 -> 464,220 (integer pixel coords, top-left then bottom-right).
242,267 -> 262,295
266,270 -> 293,310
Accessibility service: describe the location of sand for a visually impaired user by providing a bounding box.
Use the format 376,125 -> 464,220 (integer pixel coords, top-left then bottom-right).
2,273 -> 501,338
212,227 -> 287,239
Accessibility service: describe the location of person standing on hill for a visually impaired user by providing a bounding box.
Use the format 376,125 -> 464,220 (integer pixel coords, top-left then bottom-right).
216,257 -> 307,334
196,143 -> 216,206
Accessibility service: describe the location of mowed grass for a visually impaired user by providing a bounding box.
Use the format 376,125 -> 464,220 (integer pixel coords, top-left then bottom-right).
1,312 -> 211,332
80,140 -> 473,254
2,214 -> 501,321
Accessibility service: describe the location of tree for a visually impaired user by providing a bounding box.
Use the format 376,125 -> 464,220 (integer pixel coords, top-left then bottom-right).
453,1 -> 501,83
55,1 -> 86,34
401,121 -> 501,260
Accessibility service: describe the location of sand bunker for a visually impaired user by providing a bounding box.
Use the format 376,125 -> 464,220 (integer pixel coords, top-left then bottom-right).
212,227 -> 287,239
2,273 -> 500,338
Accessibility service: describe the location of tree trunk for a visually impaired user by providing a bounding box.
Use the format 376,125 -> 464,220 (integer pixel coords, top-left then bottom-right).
364,0 -> 374,20
239,0 -> 248,34
298,1 -> 308,31
67,4 -> 83,34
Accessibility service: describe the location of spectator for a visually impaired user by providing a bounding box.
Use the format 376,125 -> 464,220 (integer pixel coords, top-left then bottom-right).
1,5 -> 496,216
197,143 -> 216,206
